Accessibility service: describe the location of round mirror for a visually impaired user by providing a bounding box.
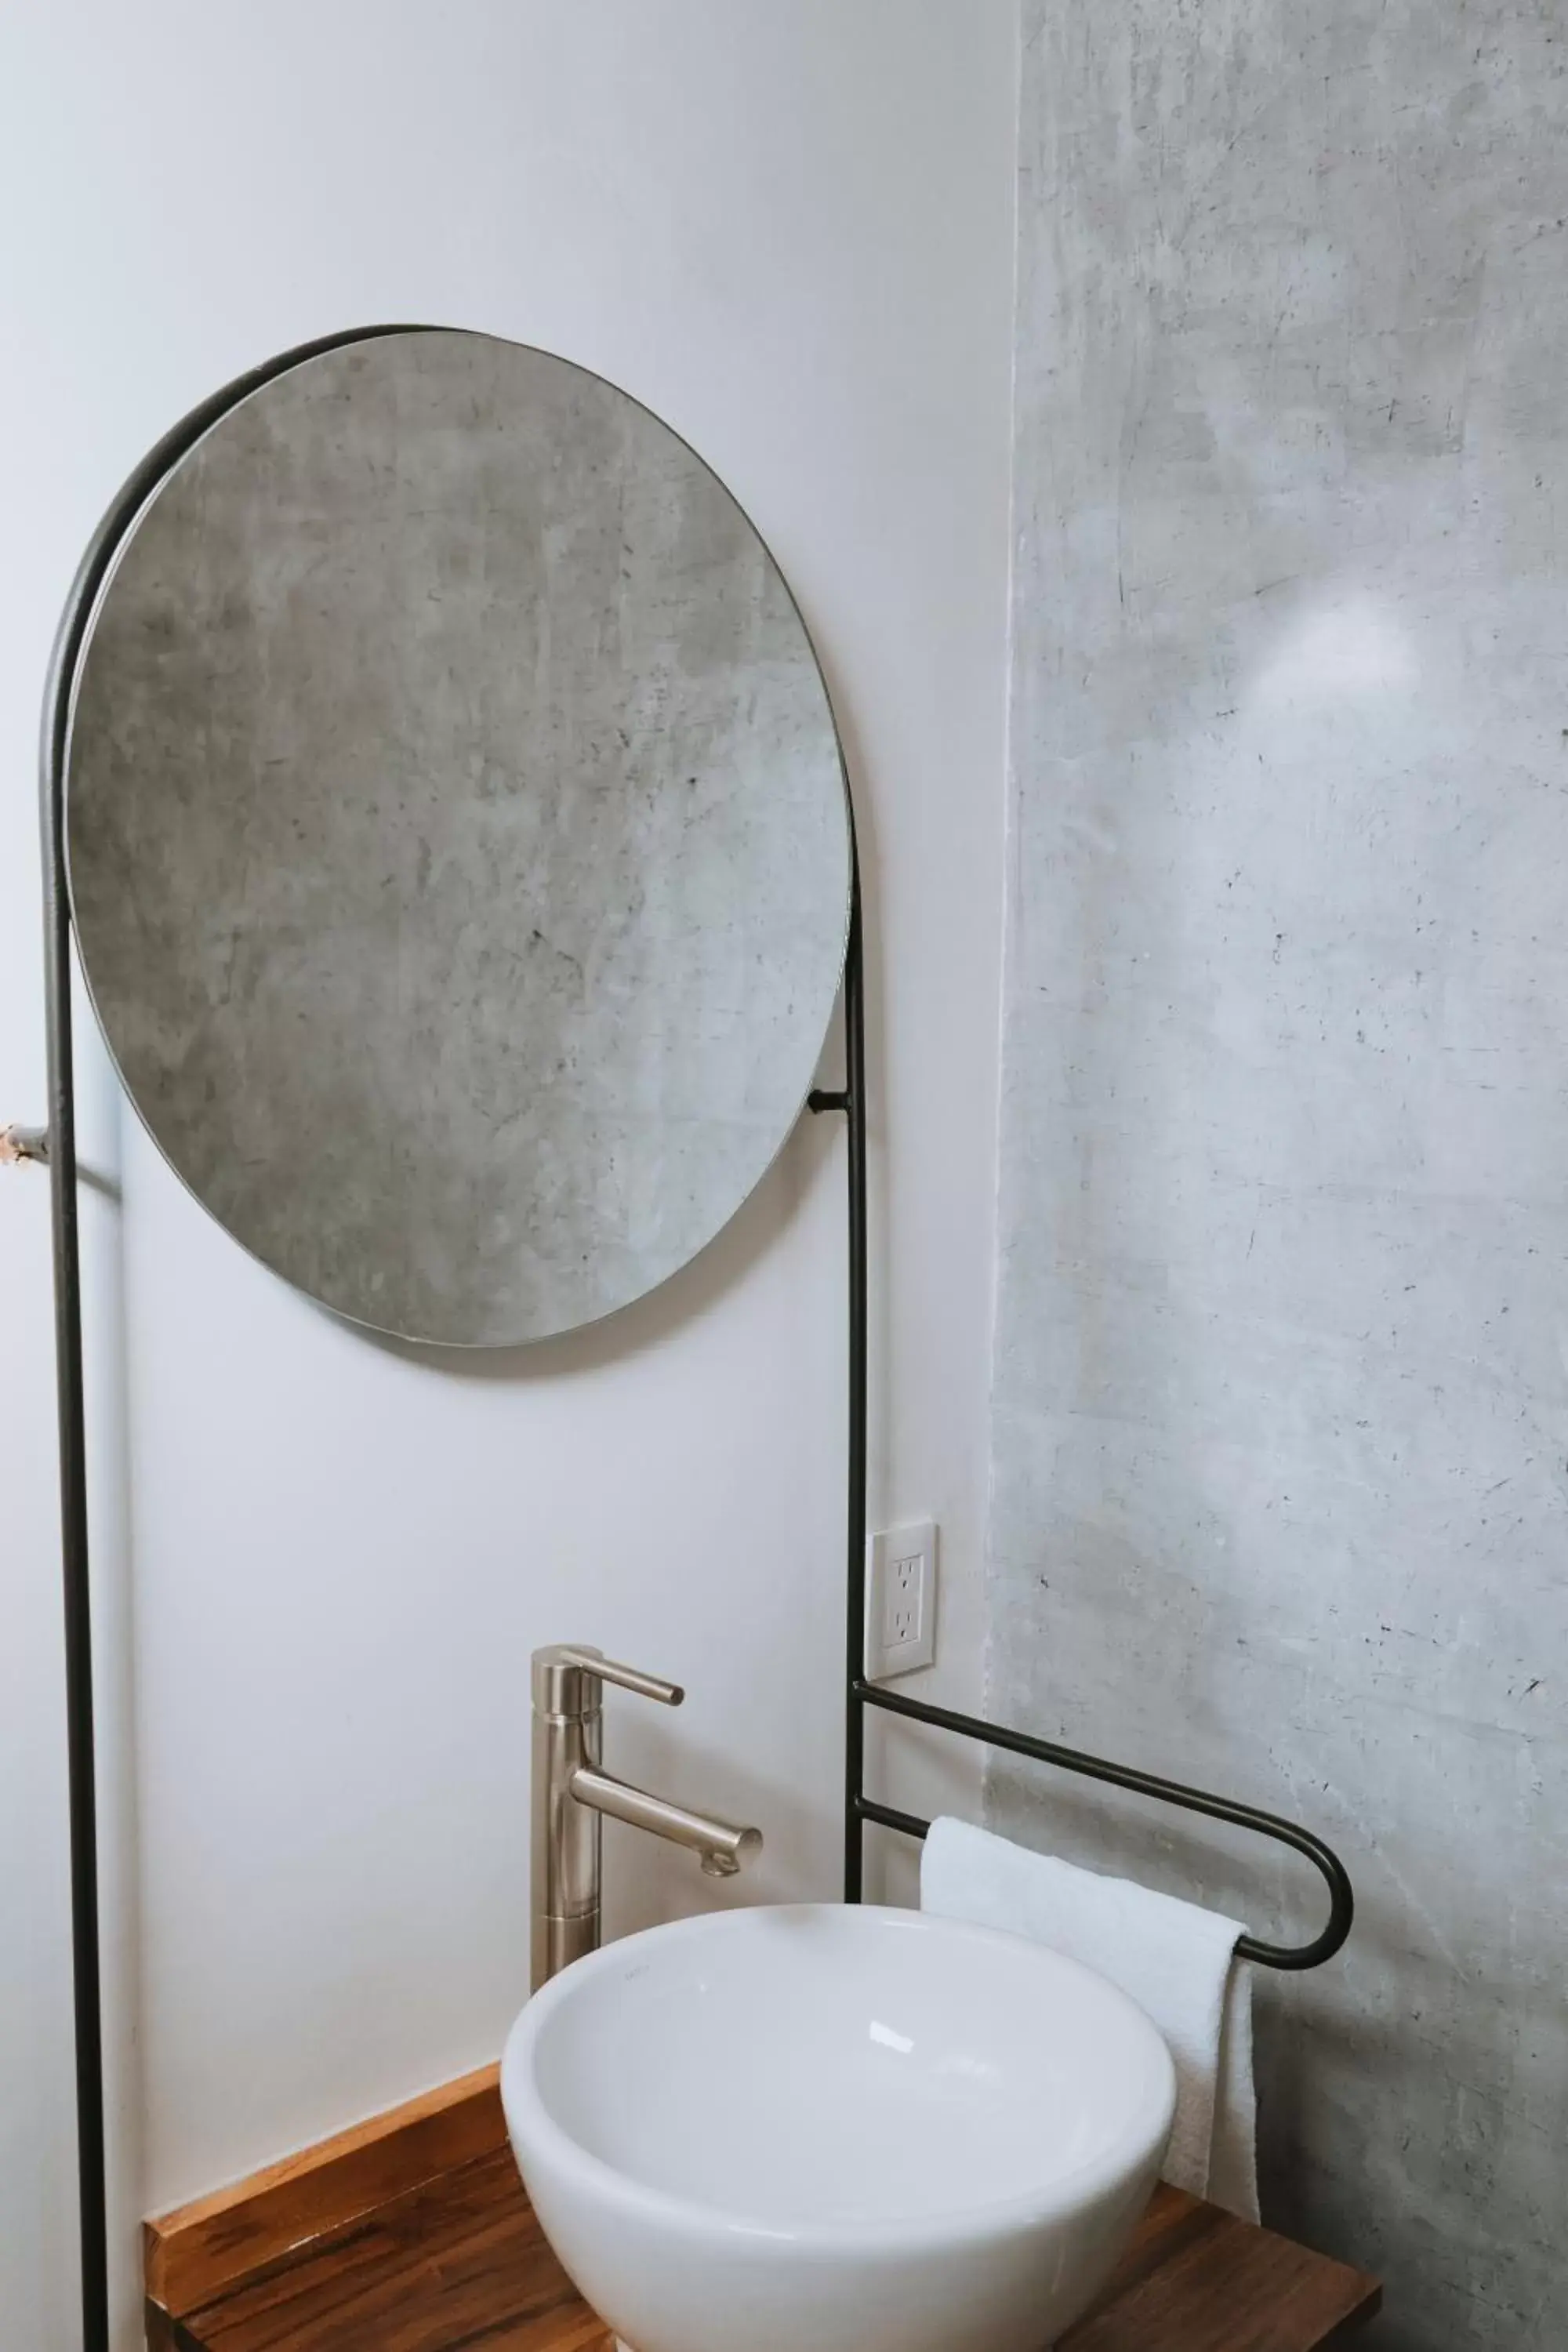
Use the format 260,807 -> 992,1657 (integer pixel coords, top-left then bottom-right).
65,330 -> 851,1345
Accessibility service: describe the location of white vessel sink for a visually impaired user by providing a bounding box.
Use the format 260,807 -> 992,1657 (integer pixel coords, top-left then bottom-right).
501,1903 -> 1175,2352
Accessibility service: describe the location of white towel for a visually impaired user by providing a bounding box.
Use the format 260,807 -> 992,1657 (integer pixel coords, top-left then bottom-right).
921,1816 -> 1258,2220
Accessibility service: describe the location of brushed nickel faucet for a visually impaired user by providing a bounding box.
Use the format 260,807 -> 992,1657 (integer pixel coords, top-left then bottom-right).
532,1643 -> 763,1990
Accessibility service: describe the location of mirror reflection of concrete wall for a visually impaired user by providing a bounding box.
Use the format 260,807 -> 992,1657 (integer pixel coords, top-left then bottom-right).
66,331 -> 851,1345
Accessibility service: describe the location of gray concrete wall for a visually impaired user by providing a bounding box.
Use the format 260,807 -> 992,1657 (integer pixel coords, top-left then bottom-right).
991,6 -> 1568,2343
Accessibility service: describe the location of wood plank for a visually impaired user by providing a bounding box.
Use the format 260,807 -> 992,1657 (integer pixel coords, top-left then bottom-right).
167,2149 -> 1378,2352
151,2070 -> 1379,2352
1064,2186 -> 1381,2351
146,2063 -> 506,2316
142,2303 -> 183,2352
176,2148 -> 610,2352
1081,2181 -> 1229,2304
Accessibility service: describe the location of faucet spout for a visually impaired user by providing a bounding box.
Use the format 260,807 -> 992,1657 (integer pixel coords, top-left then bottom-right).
570,1763 -> 762,1877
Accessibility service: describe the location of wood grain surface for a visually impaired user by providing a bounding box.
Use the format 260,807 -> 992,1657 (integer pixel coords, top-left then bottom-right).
154,2140 -> 1380,2352
144,2063 -> 506,2317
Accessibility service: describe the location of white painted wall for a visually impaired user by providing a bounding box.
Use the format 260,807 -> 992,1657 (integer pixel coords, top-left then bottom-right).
0,5 -> 1017,2340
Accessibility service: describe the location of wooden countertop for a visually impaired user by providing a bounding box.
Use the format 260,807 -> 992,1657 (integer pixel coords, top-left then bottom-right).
149,2142 -> 1380,2352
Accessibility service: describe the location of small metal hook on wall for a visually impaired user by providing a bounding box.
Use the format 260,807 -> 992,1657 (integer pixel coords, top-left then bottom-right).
0,1123 -> 49,1165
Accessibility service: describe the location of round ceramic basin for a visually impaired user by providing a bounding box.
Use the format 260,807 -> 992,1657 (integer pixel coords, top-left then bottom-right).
502,1903 -> 1174,2352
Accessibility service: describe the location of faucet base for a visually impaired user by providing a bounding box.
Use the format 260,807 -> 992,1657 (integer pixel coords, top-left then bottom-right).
533,1907 -> 600,1994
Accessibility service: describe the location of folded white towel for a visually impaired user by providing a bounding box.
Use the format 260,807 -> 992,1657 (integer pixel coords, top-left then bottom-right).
921,1815 -> 1257,2220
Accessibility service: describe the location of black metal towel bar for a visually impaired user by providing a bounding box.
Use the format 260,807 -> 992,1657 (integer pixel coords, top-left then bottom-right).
853,1681 -> 1353,1972
809,892 -> 1355,1976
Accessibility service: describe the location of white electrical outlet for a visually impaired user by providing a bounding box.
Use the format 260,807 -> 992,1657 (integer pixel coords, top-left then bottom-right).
866,1519 -> 937,1679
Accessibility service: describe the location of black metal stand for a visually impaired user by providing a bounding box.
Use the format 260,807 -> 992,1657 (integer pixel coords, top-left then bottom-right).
34,320 -> 1352,2352
811,861 -> 1355,1973
38,325 -> 428,2352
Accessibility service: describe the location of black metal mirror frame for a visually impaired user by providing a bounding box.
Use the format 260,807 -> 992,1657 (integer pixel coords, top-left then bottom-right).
35,325 -> 1353,2352
41,326 -> 429,2352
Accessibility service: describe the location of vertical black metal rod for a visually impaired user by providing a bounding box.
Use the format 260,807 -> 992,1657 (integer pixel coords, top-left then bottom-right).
40,692 -> 106,2352
842,870 -> 868,1903
37,324 -> 429,2352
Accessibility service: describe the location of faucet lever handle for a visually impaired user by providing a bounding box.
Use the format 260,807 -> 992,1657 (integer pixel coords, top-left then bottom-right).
533,1642 -> 684,1714
564,1646 -> 684,1707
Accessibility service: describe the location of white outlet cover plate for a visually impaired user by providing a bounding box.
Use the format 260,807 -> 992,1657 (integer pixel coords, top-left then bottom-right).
866,1519 -> 936,1679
